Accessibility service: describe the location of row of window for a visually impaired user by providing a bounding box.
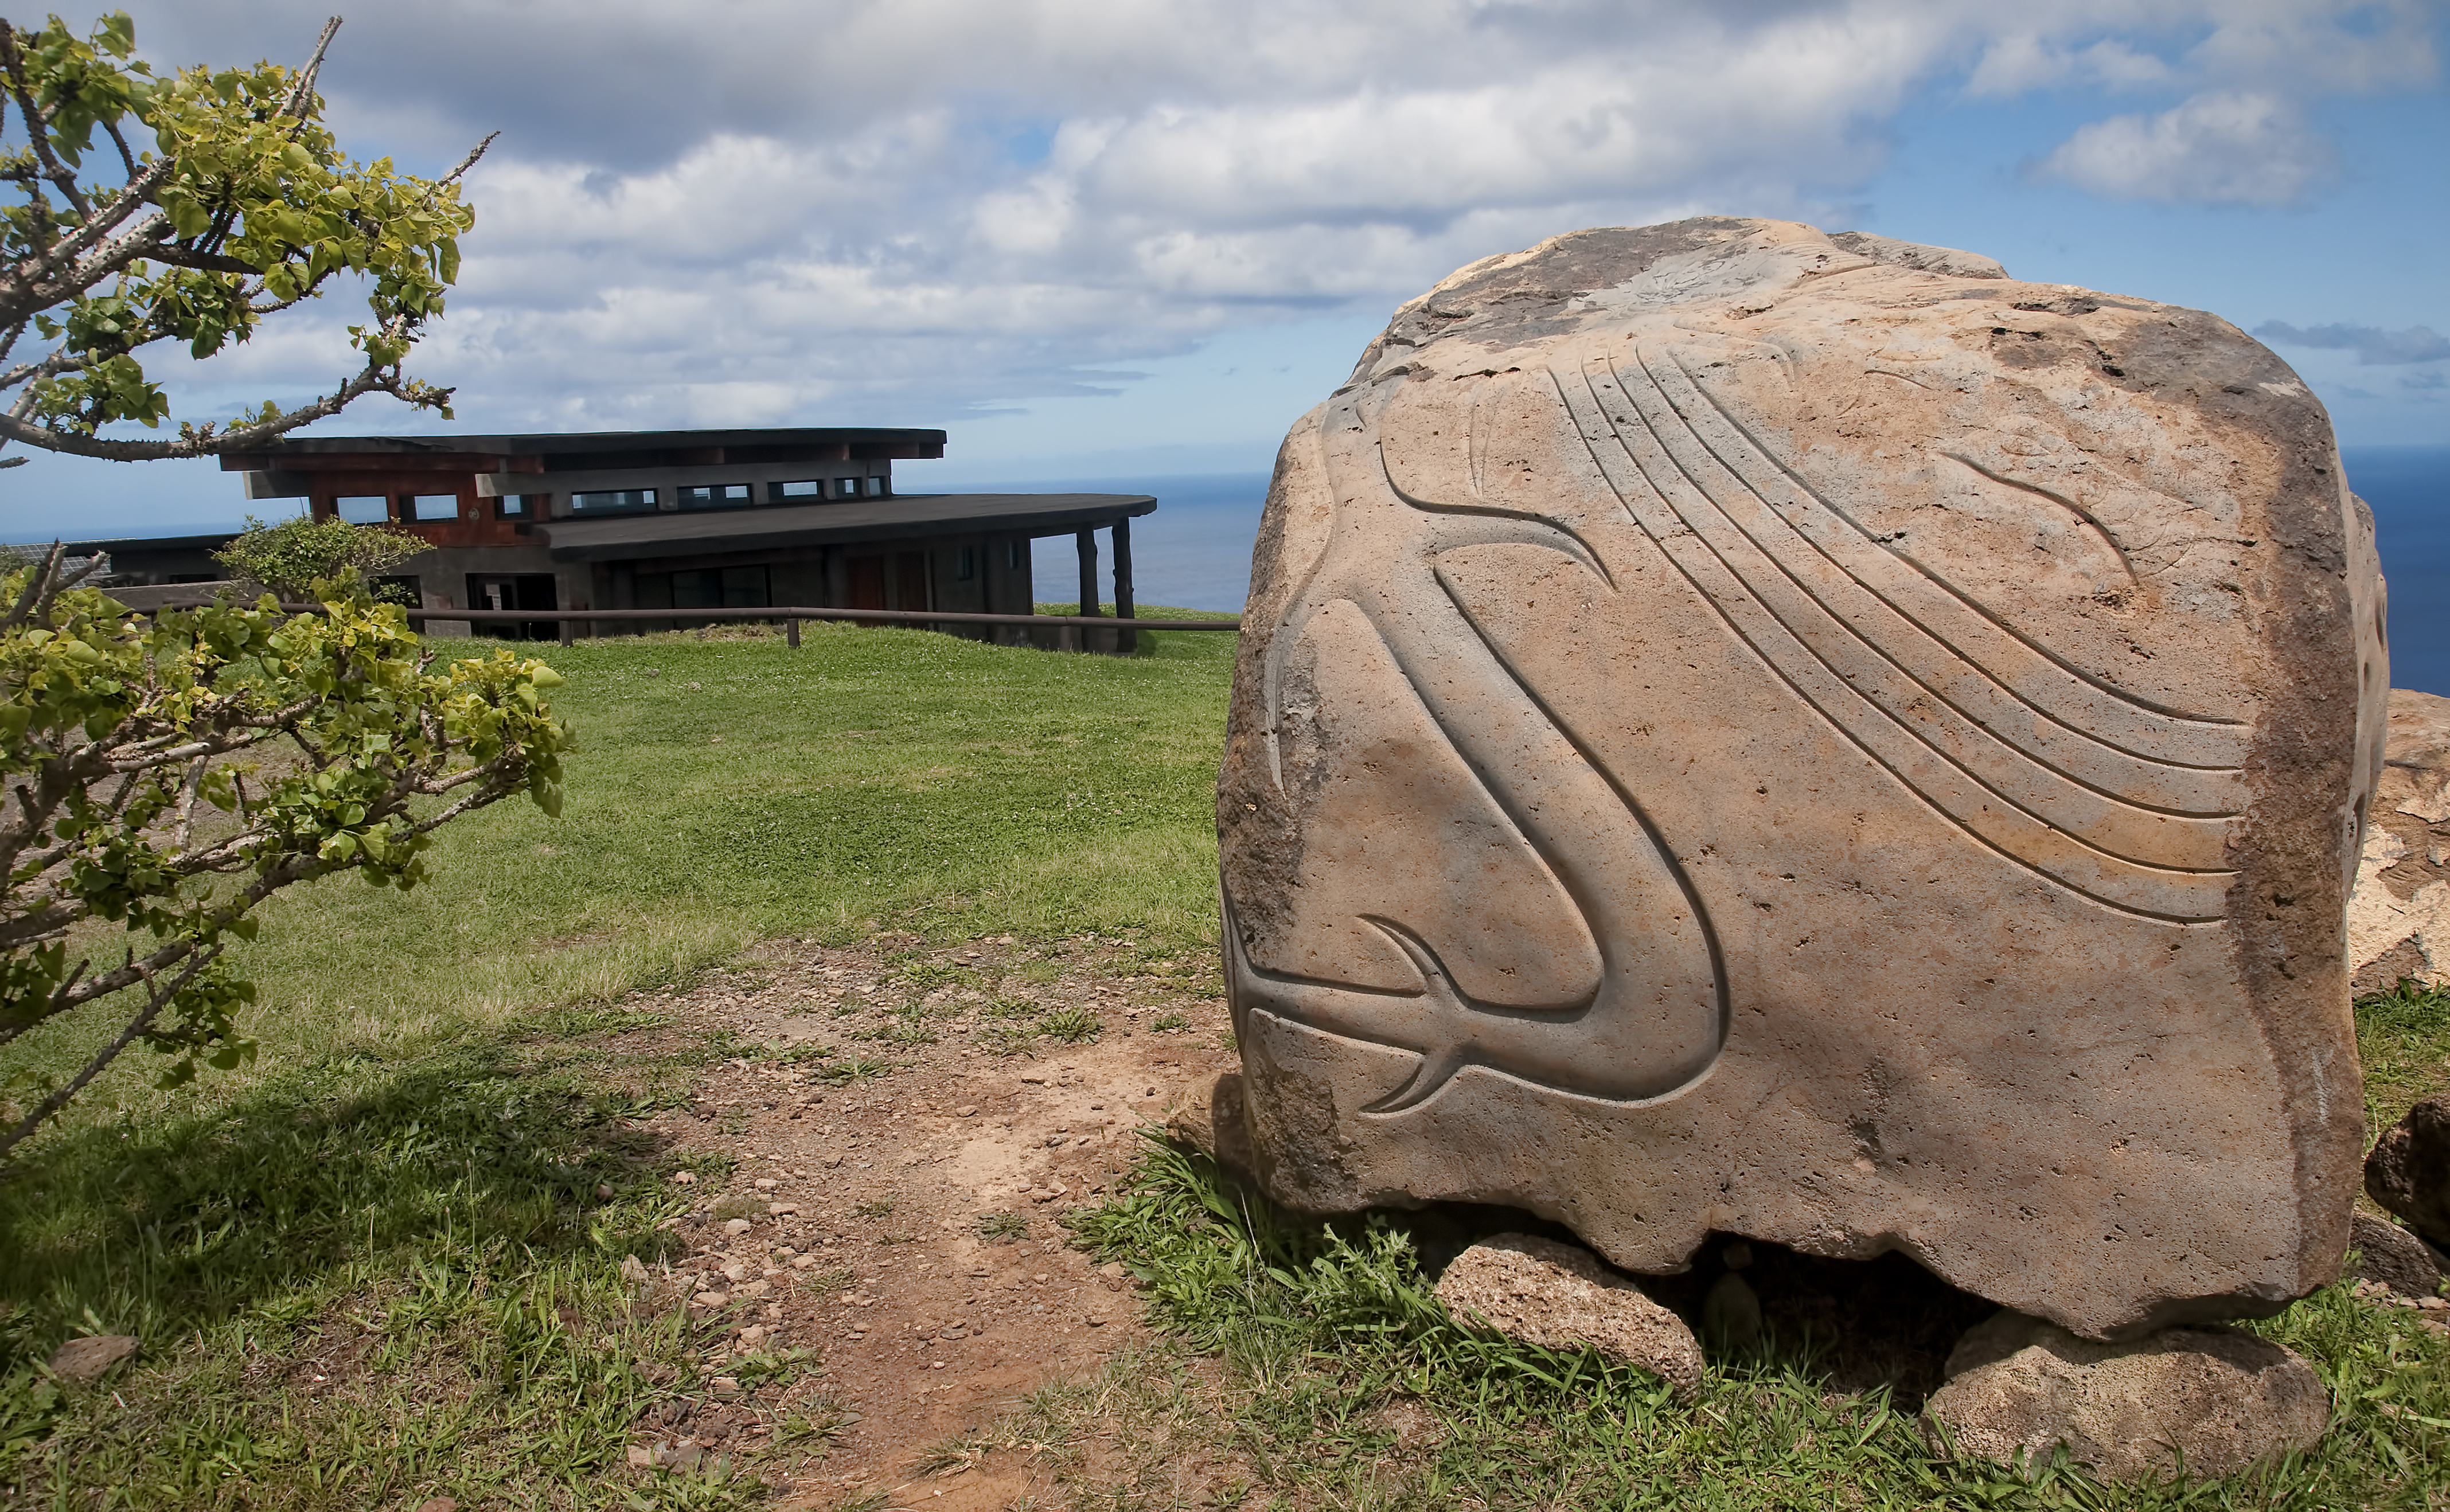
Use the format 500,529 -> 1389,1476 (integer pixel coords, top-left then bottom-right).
337,494 -> 463,525
950,541 -> 1029,581
329,476 -> 887,526
572,477 -> 885,514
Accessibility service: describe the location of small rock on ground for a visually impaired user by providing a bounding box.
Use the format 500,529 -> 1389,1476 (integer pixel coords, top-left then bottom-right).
2351,1212 -> 2446,1300
1166,1070 -> 1255,1177
2367,1095 -> 2450,1251
1432,1233 -> 1703,1399
1923,1311 -> 2327,1482
47,1334 -> 138,1383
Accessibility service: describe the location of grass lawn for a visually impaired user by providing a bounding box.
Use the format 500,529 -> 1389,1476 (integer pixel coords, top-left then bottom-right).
0,616 -> 1239,1510
2,611 -> 2447,1511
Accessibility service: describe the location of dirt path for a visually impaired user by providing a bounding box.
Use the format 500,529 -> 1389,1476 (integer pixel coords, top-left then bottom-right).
615,931 -> 1235,1509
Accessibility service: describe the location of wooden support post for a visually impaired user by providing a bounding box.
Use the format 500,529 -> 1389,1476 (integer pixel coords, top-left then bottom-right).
557,618 -> 574,647
786,617 -> 801,648
1075,529 -> 1102,652
1113,517 -> 1137,654
1075,529 -> 1101,619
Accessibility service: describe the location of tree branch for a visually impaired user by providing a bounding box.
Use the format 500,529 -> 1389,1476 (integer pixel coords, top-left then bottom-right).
0,943 -> 223,1165
0,341 -> 451,460
280,19 -> 344,128
0,21 -> 92,223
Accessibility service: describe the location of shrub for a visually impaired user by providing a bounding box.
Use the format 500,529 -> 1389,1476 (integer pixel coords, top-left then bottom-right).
210,514 -> 426,599
0,549 -> 566,1158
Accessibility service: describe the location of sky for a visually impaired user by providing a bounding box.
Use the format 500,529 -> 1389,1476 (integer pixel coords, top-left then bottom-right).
2,0 -> 2445,535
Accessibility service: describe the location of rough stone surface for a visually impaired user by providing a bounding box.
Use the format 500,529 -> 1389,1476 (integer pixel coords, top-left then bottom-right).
1216,217 -> 2383,1341
2367,1095 -> 2450,1249
1924,1312 -> 2328,1480
1166,1070 -> 1257,1177
2349,1212 -> 2445,1299
2349,690 -> 2450,993
1431,1233 -> 1704,1397
47,1334 -> 138,1383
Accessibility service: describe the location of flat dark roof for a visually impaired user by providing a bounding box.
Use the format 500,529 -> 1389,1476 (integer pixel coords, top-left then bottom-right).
540,494 -> 1156,563
61,532 -> 239,555
221,427 -> 946,460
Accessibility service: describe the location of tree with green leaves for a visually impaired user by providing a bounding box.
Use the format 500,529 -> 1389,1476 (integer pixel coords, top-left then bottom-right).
212,512 -> 423,600
0,546 -> 565,1160
0,12 -> 486,466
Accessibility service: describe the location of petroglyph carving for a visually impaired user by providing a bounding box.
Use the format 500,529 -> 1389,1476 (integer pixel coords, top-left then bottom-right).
1216,218 -> 2382,1340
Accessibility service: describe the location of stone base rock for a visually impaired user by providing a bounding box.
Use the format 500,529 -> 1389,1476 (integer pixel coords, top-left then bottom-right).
2349,690 -> 2450,993
2350,1212 -> 2445,1300
48,1334 -> 138,1384
1166,1071 -> 1256,1179
1432,1233 -> 1704,1399
1924,1312 -> 2327,1481
2366,1095 -> 2450,1251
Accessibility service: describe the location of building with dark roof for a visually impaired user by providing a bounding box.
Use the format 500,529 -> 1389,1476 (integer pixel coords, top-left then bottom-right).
76,428 -> 1157,646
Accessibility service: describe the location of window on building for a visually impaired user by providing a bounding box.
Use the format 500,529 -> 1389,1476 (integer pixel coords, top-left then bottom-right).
570,489 -> 656,513
868,476 -> 887,497
411,494 -> 459,521
494,495 -> 528,518
720,565 -> 768,607
371,575 -> 420,607
836,477 -> 864,499
772,480 -> 821,502
1005,539 -> 1026,570
335,495 -> 389,524
466,573 -> 557,640
669,565 -> 770,611
678,483 -> 753,509
955,546 -> 976,581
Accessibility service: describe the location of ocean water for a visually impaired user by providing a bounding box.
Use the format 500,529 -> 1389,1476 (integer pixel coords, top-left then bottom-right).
1105,445 -> 2450,696
2350,445 -> 2450,698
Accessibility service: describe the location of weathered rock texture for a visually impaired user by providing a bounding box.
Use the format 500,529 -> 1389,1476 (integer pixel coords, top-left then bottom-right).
1167,1071 -> 1257,1178
47,1334 -> 138,1383
2348,1212 -> 2444,1299
2348,690 -> 2450,993
2366,1095 -> 2450,1249
1216,218 -> 2385,1340
1924,1312 -> 2328,1480
1431,1233 -> 1704,1397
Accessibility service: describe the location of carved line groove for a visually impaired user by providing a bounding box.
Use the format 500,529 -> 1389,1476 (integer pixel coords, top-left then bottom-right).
1232,382 -> 1726,1111
1656,348 -> 2249,744
1557,349 -> 2237,921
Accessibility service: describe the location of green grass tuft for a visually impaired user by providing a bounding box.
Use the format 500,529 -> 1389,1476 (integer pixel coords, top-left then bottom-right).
1039,1006 -> 1101,1044
1069,1135 -> 2450,1509
976,1210 -> 1030,1244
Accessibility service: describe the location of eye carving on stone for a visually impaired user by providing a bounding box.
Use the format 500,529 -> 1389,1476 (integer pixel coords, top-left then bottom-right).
1225,339 -> 2248,1117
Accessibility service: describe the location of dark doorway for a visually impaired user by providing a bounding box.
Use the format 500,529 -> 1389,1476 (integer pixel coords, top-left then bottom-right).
466,573 -> 558,640
895,553 -> 931,614
849,557 -> 888,611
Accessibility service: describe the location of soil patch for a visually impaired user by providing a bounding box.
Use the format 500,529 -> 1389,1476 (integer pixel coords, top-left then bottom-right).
618,930 -> 1235,1507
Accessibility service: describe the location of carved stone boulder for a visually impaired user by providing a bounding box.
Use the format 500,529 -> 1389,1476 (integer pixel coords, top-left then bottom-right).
1216,217 -> 2386,1341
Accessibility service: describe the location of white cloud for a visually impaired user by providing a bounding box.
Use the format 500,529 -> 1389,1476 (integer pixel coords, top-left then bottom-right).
57,0 -> 2447,447
2032,89 -> 2338,204
1965,34 -> 2174,95
2255,322 -> 2450,365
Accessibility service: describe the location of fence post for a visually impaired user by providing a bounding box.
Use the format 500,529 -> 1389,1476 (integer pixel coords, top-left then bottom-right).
786,618 -> 801,648
557,618 -> 574,647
